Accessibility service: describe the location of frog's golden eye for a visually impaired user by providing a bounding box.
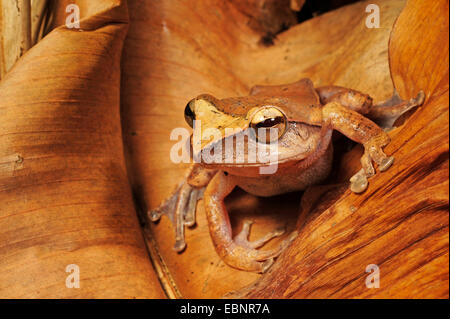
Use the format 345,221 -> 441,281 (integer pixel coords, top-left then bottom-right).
184,100 -> 195,128
249,106 -> 287,143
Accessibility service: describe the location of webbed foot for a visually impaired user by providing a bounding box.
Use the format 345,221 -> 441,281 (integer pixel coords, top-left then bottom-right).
228,228 -> 298,273
350,133 -> 394,193
148,182 -> 204,252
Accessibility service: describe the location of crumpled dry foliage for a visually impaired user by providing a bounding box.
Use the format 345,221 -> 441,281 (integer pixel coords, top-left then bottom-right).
0,0 -> 448,298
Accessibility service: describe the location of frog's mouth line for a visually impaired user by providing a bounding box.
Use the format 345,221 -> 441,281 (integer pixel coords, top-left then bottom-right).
188,123 -> 332,169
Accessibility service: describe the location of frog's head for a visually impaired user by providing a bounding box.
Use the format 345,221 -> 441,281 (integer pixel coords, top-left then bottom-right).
184,94 -> 324,170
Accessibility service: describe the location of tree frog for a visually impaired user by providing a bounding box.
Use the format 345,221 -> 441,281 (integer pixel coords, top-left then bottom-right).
149,78 -> 424,273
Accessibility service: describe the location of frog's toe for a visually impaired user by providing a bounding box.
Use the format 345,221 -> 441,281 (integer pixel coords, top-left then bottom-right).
241,257 -> 275,274
350,169 -> 369,193
379,156 -> 394,172
234,220 -> 286,249
226,223 -> 297,273
147,183 -> 183,223
148,209 -> 162,222
173,184 -> 205,252
173,239 -> 186,253
365,136 -> 395,173
412,90 -> 425,105
227,236 -> 296,273
184,187 -> 203,227
261,258 -> 275,273
351,152 -> 393,193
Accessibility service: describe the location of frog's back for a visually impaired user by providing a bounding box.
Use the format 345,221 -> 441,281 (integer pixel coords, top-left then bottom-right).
250,78 -> 322,120
250,78 -> 319,102
215,78 -> 322,120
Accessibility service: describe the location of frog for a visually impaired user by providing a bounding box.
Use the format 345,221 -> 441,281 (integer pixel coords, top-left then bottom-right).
148,78 -> 424,273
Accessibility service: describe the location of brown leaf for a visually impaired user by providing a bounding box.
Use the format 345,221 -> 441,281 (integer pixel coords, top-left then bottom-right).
229,0 -> 298,39
389,0 -> 449,99
0,0 -> 164,298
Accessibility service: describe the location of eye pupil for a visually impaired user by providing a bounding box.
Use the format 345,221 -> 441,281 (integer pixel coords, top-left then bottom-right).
184,101 -> 195,128
250,107 -> 287,143
255,116 -> 284,129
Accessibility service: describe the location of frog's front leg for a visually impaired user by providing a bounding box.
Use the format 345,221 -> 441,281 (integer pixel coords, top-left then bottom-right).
321,102 -> 395,193
316,85 -> 425,128
148,164 -> 216,252
204,171 -> 297,273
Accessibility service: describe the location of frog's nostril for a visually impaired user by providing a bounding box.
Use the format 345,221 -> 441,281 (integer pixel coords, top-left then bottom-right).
184,100 -> 195,128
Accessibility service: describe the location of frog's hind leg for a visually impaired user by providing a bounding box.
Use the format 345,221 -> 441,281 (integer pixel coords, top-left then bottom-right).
204,171 -> 298,273
316,86 -> 425,128
368,90 -> 425,128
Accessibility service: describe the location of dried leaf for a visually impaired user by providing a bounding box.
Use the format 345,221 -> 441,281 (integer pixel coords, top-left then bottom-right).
1,0 -> 51,79
0,0 -> 164,298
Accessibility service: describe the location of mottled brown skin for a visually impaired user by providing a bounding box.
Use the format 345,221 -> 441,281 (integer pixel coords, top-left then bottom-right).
149,78 -> 424,273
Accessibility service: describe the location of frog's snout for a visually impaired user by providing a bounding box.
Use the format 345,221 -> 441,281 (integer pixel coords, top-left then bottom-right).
184,99 -> 195,128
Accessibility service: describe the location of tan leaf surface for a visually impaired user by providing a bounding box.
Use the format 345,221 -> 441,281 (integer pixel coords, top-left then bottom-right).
0,0 -> 164,298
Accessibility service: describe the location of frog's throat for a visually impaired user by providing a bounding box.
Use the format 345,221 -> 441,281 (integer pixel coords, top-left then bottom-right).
190,124 -> 331,168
